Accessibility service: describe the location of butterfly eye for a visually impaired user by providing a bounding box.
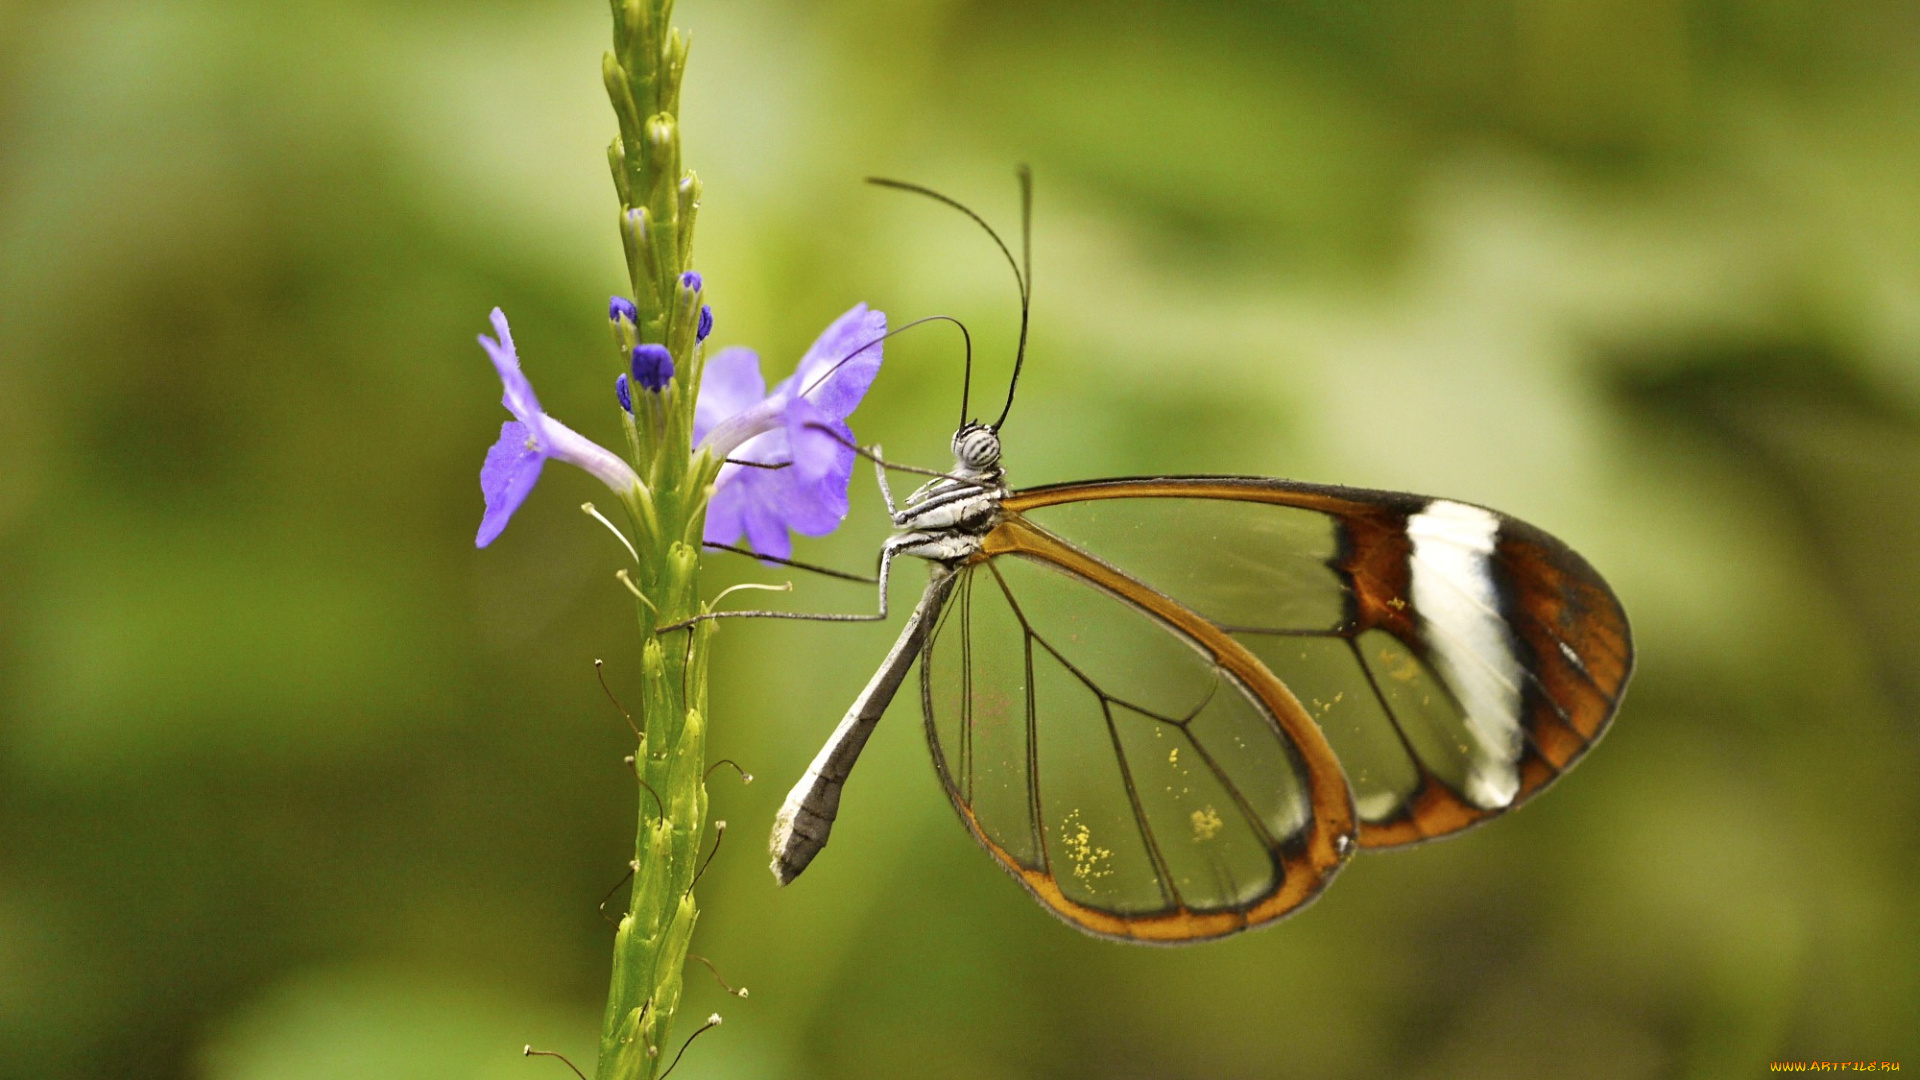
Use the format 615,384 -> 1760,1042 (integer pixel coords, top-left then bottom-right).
953,426 -> 1001,470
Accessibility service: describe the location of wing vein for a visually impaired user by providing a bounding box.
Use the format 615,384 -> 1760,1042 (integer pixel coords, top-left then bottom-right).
961,568 -> 976,804
1099,695 -> 1181,912
1023,620 -> 1046,868
1174,719 -> 1285,855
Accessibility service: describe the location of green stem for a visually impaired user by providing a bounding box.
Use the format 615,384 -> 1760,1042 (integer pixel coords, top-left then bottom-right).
598,531 -> 712,1080
595,0 -> 717,1077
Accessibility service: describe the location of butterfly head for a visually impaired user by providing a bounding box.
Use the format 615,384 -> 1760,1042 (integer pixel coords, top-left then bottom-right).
951,422 -> 1002,477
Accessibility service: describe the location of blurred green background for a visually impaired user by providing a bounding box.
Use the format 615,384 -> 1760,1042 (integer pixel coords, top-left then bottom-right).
3,0 -> 1917,1076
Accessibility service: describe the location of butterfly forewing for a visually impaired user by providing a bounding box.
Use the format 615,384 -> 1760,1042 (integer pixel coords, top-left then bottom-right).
1005,478 -> 1632,848
922,540 -> 1353,941
1014,495 -> 1356,630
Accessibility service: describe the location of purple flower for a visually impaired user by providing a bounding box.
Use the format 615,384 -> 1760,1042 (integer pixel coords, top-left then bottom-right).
477,308 -> 641,548
694,304 -> 885,559
609,295 -> 638,325
631,344 -> 674,392
697,304 -> 713,342
615,372 -> 633,413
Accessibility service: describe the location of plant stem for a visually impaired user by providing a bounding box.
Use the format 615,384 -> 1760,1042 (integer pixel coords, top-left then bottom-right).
597,530 -> 714,1080
595,0 -> 719,1077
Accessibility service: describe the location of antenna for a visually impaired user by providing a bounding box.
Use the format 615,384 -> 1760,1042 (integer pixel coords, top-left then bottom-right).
866,171 -> 1033,431
796,313 -> 975,431
997,163 -> 1032,431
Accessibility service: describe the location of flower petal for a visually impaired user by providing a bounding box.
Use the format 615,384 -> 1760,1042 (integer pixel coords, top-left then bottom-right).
693,347 -> 767,445
477,421 -> 545,547
789,305 -> 885,421
694,307 -> 884,558
782,469 -> 852,537
481,309 -> 541,425
705,468 -> 794,560
703,473 -> 748,548
698,396 -> 785,464
739,474 -> 797,560
784,394 -> 852,486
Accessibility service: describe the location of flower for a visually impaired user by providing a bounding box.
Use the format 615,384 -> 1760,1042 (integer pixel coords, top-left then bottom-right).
631,344 -> 674,392
476,308 -> 641,548
693,304 -> 885,559
609,295 -> 639,325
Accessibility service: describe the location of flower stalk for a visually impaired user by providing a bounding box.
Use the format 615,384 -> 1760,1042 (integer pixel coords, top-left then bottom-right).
595,2 -> 724,1077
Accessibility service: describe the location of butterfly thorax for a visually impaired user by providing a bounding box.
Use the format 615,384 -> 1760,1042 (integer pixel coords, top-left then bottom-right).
885,427 -> 1008,566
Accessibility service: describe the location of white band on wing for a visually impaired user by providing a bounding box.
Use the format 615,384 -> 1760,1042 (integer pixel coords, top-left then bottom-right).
1407,500 -> 1524,810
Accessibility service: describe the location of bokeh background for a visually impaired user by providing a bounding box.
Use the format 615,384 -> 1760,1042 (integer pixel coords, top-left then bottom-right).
3,0 -> 1918,1076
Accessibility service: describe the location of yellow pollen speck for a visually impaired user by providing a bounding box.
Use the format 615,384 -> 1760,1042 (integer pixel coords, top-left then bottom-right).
1191,807 -> 1223,842
1379,648 -> 1419,682
1168,747 -> 1179,765
1387,597 -> 1406,610
1061,810 -> 1113,884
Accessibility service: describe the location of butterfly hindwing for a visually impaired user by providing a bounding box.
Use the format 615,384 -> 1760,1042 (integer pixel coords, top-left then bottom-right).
919,516 -> 1357,943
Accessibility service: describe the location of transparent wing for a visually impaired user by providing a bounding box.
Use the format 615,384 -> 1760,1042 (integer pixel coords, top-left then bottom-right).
1005,478 -> 1633,848
921,522 -> 1355,943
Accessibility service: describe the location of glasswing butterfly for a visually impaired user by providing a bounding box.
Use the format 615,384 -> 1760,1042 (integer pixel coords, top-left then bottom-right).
743,172 -> 1632,944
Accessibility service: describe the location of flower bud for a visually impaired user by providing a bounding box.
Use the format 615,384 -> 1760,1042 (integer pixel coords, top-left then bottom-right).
622,207 -> 659,284
647,116 -> 675,156
606,138 -> 630,204
602,53 -> 637,131
679,271 -> 702,293
615,372 -> 633,412
631,344 -> 674,391
610,295 -> 639,325
697,304 -> 713,342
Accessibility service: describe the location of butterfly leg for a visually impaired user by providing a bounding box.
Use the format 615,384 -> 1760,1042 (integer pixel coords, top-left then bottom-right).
701,541 -> 877,584
656,531 -> 935,630
872,444 -> 901,518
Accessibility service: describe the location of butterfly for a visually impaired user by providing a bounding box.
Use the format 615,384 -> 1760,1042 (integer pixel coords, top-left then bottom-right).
755,173 -> 1633,944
